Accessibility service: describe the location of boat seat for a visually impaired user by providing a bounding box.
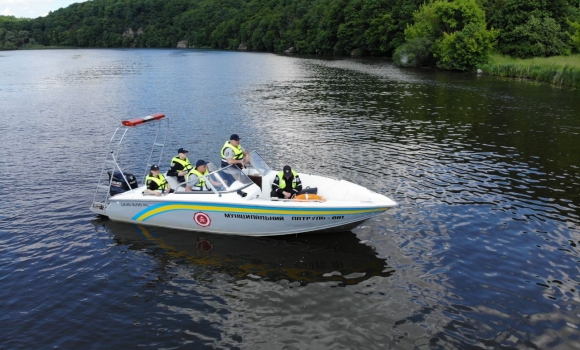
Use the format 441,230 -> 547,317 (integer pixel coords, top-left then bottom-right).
164,172 -> 181,191
174,184 -> 187,193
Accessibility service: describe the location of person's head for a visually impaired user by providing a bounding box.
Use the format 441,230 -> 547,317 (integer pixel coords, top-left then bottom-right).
178,148 -> 188,159
195,159 -> 207,172
150,164 -> 160,176
229,134 -> 241,146
283,165 -> 292,178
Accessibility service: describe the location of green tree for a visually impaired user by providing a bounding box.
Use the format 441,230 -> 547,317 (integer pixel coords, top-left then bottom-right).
401,0 -> 497,70
364,13 -> 396,55
502,16 -> 568,57
335,0 -> 365,54
568,19 -> 580,52
4,30 -> 17,47
488,0 -> 574,57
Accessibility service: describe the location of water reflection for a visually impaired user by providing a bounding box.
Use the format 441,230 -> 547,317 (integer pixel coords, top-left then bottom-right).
92,218 -> 394,286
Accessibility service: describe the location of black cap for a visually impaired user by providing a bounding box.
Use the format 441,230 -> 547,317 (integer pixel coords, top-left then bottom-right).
230,134 -> 240,141
283,165 -> 292,176
196,159 -> 207,167
150,164 -> 160,170
178,148 -> 188,154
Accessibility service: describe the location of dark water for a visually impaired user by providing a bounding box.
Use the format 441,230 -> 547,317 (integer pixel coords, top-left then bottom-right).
1,49 -> 579,349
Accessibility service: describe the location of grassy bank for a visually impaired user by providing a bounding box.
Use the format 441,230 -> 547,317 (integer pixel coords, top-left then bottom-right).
480,54 -> 580,89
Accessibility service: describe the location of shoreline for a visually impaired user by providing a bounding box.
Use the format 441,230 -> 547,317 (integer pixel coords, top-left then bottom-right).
480,54 -> 580,89
5,45 -> 580,89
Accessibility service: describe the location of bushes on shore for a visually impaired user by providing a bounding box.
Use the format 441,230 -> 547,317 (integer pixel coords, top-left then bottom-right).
394,0 -> 497,70
480,54 -> 580,88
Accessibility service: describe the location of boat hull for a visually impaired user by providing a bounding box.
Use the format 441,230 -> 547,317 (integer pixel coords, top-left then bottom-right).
99,196 -> 392,236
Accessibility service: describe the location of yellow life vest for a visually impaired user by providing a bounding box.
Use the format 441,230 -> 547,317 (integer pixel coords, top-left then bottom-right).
187,168 -> 209,190
171,156 -> 192,172
277,170 -> 299,190
221,141 -> 244,165
145,174 -> 168,191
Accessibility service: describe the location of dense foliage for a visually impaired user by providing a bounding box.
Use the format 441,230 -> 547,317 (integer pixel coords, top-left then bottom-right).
1,0 -> 579,69
0,15 -> 33,49
396,0 -> 497,70
485,0 -> 577,58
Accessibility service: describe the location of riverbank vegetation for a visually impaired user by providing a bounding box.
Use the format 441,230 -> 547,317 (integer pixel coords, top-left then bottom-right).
1,0 -> 580,79
481,54 -> 580,88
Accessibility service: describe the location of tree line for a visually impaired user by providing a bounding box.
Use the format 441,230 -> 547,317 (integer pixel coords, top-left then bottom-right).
1,0 -> 579,71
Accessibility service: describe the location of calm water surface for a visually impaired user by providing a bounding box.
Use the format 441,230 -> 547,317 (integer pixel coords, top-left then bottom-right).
1,49 -> 579,349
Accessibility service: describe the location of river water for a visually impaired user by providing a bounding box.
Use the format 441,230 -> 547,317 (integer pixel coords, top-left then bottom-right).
1,49 -> 579,349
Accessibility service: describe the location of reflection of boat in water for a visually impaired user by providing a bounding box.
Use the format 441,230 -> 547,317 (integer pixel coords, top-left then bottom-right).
89,114 -> 397,236
92,218 -> 394,285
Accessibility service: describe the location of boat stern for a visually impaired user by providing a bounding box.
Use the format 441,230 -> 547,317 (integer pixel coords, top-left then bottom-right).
90,201 -> 108,216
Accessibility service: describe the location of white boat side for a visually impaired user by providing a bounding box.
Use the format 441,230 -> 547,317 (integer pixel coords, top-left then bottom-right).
97,173 -> 396,236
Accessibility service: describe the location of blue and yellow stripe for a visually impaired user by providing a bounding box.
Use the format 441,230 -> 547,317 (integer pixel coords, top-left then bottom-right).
131,201 -> 389,222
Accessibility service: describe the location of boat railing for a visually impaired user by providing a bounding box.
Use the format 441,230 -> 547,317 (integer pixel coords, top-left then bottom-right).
91,114 -> 168,214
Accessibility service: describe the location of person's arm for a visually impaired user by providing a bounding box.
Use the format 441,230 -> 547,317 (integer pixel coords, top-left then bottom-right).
272,176 -> 281,195
169,162 -> 187,177
208,175 -> 223,190
167,161 -> 177,176
292,176 -> 302,195
146,181 -> 162,196
274,177 -> 291,198
225,148 -> 245,167
243,148 -> 250,165
226,158 -> 243,165
177,164 -> 188,177
185,176 -> 199,192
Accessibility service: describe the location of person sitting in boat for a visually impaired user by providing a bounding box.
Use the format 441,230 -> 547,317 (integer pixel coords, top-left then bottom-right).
145,165 -> 173,196
220,134 -> 251,169
185,160 -> 211,191
271,165 -> 302,199
166,148 -> 192,183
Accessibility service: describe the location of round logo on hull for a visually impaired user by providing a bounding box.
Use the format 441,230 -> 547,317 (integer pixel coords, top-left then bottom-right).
193,212 -> 211,227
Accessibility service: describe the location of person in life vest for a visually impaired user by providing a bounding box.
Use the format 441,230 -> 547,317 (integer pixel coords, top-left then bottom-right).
145,164 -> 172,196
271,165 -> 303,199
185,159 -> 211,191
167,148 -> 192,183
220,134 -> 250,169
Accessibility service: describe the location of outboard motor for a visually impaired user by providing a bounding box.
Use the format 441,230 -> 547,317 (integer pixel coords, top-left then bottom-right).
108,171 -> 138,196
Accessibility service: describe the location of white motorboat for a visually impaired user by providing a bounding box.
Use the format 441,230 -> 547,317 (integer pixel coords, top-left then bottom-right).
90,114 -> 397,236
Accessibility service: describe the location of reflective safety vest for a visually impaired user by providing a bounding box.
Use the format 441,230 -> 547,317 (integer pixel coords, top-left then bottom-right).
171,156 -> 192,172
221,141 -> 244,166
277,170 -> 299,190
145,174 -> 168,191
187,168 -> 209,190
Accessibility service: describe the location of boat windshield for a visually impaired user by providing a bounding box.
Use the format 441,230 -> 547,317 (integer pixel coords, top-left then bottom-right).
206,165 -> 255,193
247,151 -> 272,176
